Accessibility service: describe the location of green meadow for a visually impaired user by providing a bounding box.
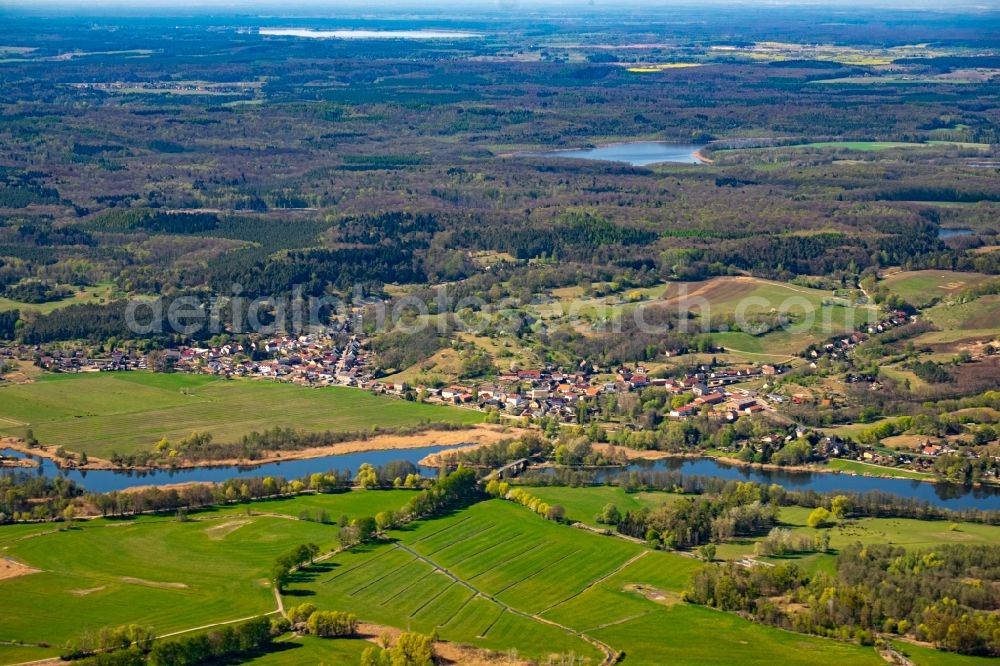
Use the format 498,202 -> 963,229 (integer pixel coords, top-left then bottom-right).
1,489 -> 992,664
0,282 -> 117,315
660,277 -> 875,357
890,641 -> 999,666
823,458 -> 934,481
0,514 -> 334,646
881,270 -> 995,308
285,498 -> 884,664
0,372 -> 482,457
714,505 -> 1000,571
242,635 -> 371,665
0,491 -> 419,653
925,294 -> 1000,335
528,485 -> 682,526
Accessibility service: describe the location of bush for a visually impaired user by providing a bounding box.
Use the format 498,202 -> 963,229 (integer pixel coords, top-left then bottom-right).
807,507 -> 831,528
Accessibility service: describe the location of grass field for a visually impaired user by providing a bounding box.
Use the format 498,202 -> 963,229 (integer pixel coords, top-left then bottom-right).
593,605 -> 881,665
0,372 -> 483,457
287,499 -> 885,664
0,490 -> 425,655
881,271 -> 995,308
242,635 -> 371,665
656,276 -> 875,356
0,282 -> 117,315
925,294 -> 1000,333
0,645 -> 59,665
823,458 -> 933,481
1,489 -> 984,665
390,275 -> 874,371
792,141 -> 926,150
890,641 -> 999,666
527,485 -> 681,526
0,514 -> 336,647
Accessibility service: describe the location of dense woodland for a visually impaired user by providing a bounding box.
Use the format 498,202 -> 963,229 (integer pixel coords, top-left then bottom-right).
1,11 -> 999,349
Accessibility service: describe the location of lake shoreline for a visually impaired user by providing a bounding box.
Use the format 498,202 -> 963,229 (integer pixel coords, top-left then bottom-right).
517,140 -> 707,166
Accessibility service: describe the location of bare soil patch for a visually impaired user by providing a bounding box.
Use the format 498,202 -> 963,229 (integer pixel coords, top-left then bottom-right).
120,577 -> 188,589
625,583 -> 681,606
204,519 -> 251,540
0,557 -> 38,581
355,622 -> 532,665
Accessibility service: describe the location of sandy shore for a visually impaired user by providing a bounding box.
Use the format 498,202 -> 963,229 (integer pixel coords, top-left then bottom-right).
692,148 -> 714,164
418,429 -> 527,467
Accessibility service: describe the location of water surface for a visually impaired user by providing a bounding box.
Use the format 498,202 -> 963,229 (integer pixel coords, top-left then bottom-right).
938,227 -> 974,238
557,457 -> 1000,511
6,448 -> 999,510
2,446 -> 453,494
529,142 -> 706,166
260,29 -> 481,40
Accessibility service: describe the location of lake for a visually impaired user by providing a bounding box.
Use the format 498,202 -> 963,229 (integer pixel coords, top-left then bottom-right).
938,227 -> 974,238
259,29 -> 481,40
5,447 -> 1000,510
528,142 -> 706,166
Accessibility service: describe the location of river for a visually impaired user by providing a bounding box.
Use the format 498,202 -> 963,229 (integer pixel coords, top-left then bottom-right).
566,457 -> 1000,511
4,447 -> 1000,510
1,446 -> 452,494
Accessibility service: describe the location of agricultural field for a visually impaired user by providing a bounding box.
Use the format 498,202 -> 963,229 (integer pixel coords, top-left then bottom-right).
0,513 -> 336,648
2,486 -> 996,664
880,270 -> 995,308
0,490 -> 425,661
288,498 -> 886,664
0,372 -> 482,457
657,276 -> 875,357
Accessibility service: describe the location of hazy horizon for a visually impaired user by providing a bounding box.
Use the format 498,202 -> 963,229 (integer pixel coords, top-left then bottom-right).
4,0 -> 1000,13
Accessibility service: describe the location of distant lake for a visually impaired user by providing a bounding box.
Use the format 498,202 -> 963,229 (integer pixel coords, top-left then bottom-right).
938,228 -> 974,238
259,29 -> 481,40
528,142 -> 706,166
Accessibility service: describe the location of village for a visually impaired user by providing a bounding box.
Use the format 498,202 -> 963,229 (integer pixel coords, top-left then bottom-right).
3,326 -> 972,479
2,293 -> 994,483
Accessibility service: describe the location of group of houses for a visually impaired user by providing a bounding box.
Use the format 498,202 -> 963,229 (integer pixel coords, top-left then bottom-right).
169,334 -> 371,387
805,310 -> 915,361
